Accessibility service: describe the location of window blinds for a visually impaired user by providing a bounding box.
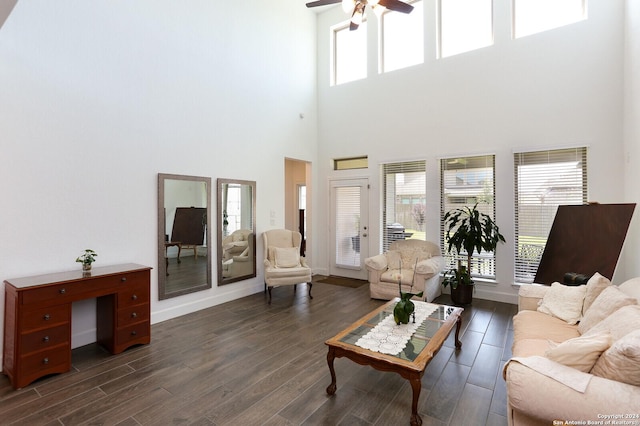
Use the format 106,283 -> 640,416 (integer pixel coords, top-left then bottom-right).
440,155 -> 496,278
381,161 -> 427,252
513,147 -> 588,283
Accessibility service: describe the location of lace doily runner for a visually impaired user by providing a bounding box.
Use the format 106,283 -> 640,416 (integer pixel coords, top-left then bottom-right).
355,301 -> 438,355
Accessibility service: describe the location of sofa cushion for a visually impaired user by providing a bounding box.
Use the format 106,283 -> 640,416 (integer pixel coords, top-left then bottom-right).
578,286 -> 637,334
537,282 -> 586,325
512,338 -> 554,358
381,269 -> 414,285
513,310 -> 580,345
545,331 -> 611,372
618,277 -> 640,302
582,272 -> 611,313
583,305 -> 640,341
591,329 -> 640,387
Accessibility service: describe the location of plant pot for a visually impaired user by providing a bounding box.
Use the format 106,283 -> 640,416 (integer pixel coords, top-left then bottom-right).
451,284 -> 473,305
82,263 -> 92,272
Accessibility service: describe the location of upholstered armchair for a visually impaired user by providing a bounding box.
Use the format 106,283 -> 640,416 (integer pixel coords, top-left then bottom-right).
365,239 -> 445,302
222,229 -> 253,261
222,232 -> 254,278
262,229 -> 312,304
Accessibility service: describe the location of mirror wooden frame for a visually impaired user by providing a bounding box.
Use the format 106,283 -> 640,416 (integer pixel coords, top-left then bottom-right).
217,178 -> 257,286
157,173 -> 212,299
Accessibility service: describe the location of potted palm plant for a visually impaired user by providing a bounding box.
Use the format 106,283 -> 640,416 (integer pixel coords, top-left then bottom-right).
442,203 -> 505,305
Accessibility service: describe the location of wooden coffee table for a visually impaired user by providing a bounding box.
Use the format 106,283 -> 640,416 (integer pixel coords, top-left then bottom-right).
325,299 -> 463,426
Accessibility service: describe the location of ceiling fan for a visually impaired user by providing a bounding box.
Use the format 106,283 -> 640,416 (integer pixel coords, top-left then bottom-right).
306,0 -> 414,31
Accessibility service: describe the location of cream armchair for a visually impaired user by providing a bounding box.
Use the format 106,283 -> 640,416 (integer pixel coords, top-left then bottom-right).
222,229 -> 252,261
263,229 -> 312,304
222,232 -> 254,278
365,239 -> 445,302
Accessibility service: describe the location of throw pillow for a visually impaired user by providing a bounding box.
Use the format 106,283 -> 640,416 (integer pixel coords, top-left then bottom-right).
582,272 -> 611,314
591,329 -> 640,387
274,247 -> 300,268
537,282 -> 587,325
578,286 -> 637,334
583,305 -> 640,341
544,331 -> 611,372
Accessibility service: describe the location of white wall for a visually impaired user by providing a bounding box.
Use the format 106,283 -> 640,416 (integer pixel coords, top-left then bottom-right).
624,0 -> 640,278
314,0 -> 629,303
0,0 -> 318,363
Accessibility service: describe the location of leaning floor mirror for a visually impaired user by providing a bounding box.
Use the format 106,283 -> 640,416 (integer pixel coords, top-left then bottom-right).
158,173 -> 212,299
217,178 -> 256,285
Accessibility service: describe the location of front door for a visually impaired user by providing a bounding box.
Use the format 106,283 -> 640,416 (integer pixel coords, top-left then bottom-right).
329,179 -> 369,280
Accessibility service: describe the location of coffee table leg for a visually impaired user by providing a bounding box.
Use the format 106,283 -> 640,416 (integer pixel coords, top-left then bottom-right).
409,375 -> 422,426
455,315 -> 462,349
326,347 -> 337,395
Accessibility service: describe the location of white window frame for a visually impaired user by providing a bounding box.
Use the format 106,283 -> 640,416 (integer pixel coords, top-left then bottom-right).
379,0 -> 424,73
512,0 -> 588,39
438,0 -> 494,58
514,147 -> 588,284
331,20 -> 368,86
440,154 -> 497,279
381,160 -> 427,252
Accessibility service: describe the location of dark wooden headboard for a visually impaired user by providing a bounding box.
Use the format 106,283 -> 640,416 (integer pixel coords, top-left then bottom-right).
171,207 -> 207,246
534,203 -> 636,285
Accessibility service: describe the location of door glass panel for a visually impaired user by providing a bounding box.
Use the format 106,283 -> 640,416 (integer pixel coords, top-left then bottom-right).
335,186 -> 361,267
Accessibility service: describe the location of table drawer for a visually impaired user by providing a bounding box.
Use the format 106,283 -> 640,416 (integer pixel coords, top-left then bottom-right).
20,304 -> 70,332
118,283 -> 149,308
117,304 -> 150,328
116,322 -> 150,346
20,324 -> 70,355
19,346 -> 70,378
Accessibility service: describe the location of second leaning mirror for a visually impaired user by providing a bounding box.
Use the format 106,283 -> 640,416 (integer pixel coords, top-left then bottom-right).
217,178 -> 256,285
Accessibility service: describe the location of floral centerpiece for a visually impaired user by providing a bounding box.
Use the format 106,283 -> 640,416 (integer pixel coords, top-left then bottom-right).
393,259 -> 423,325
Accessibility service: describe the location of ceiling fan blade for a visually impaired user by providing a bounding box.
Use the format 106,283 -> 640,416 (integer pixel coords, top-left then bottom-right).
349,3 -> 364,30
306,0 -> 342,7
378,0 -> 414,14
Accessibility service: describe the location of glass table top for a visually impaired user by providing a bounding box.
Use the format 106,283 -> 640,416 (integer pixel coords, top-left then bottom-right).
338,304 -> 459,362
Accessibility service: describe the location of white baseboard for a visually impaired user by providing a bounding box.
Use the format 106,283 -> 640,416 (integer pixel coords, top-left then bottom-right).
151,284 -> 264,325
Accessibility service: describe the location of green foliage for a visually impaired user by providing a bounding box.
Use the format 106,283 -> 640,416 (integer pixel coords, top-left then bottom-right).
393,290 -> 423,325
442,203 -> 506,287
75,249 -> 98,265
442,265 -> 473,290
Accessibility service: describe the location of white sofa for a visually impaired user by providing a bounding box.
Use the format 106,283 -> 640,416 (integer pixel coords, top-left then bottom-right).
364,239 -> 445,302
504,274 -> 640,426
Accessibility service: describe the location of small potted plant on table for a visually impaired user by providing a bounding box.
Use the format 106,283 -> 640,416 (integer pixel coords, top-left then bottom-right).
442,203 -> 505,305
76,249 -> 98,272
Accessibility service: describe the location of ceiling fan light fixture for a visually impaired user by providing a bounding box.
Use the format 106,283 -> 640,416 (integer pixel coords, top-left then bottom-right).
372,4 -> 386,16
342,0 -> 356,13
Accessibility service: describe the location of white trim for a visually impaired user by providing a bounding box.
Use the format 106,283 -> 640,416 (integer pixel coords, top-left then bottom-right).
512,143 -> 591,154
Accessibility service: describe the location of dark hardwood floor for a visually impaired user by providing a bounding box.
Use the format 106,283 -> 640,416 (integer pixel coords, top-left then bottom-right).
0,278 -> 517,426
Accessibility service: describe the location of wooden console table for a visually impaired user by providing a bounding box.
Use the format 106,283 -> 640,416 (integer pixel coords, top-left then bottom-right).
3,263 -> 152,389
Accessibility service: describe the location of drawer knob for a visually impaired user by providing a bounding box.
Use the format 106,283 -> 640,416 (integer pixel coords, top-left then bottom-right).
43,358 -> 49,365
43,336 -> 50,343
131,330 -> 137,336
59,288 -> 66,294
131,312 -> 137,319
121,277 -> 127,282
43,314 -> 51,321
131,294 -> 138,301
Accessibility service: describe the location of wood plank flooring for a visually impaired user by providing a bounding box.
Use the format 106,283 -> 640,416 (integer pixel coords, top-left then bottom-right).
0,279 -> 517,426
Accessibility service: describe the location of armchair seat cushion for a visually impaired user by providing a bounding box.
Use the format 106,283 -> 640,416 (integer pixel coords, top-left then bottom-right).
365,239 -> 445,302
